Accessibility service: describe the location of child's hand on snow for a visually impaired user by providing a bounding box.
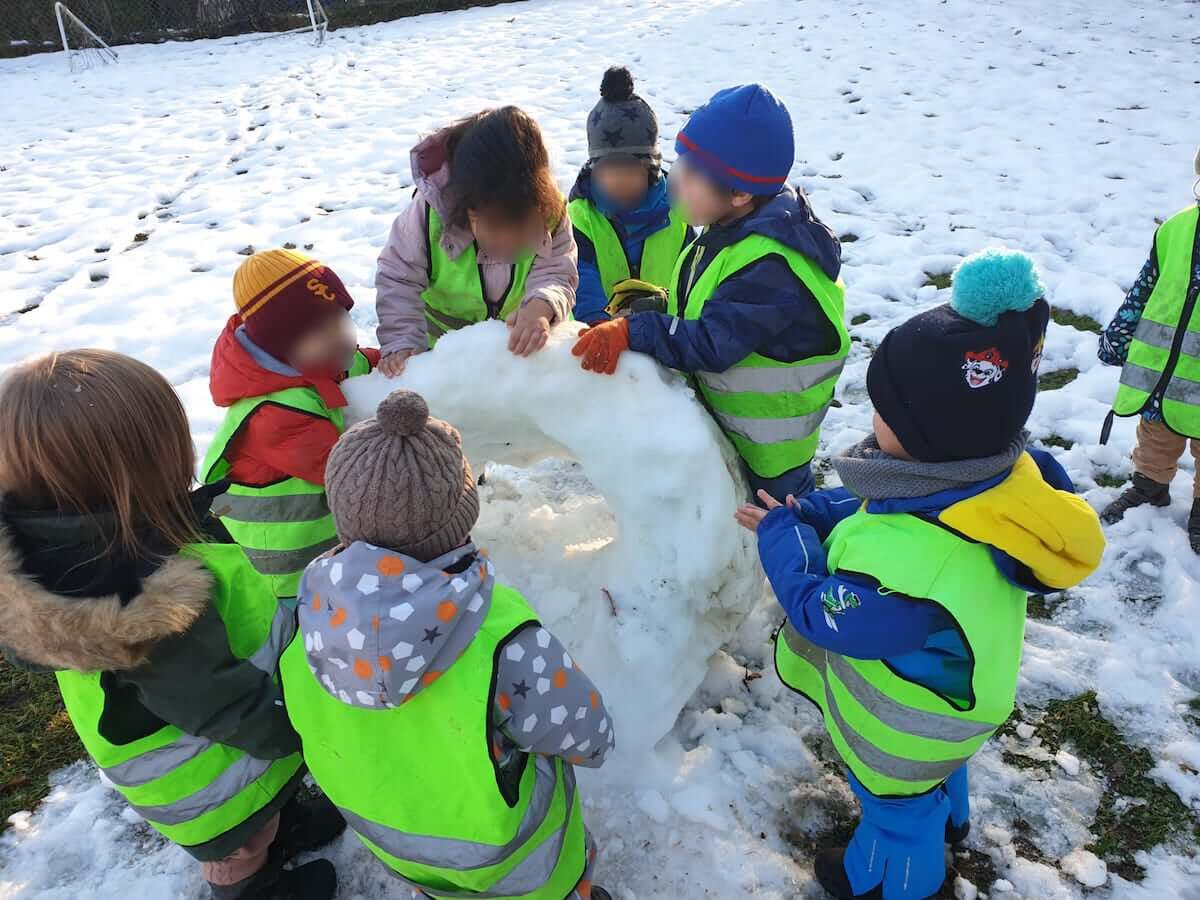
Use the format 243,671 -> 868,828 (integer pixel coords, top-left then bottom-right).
734,490 -> 796,531
572,318 -> 631,375
378,349 -> 418,377
507,298 -> 555,357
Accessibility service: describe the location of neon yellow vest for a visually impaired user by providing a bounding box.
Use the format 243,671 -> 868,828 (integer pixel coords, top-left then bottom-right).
281,583 -> 587,899
200,351 -> 371,600
667,235 -> 850,477
1113,204 -> 1200,437
55,542 -> 302,849
567,198 -> 690,298
422,206 -> 536,347
774,510 -> 1025,797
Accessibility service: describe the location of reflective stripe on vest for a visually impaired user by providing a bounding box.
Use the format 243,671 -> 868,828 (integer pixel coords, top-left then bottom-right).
773,510 -> 1024,797
55,542 -> 302,847
281,582 -> 588,899
567,198 -> 690,297
667,234 -> 850,477
1113,204 -> 1200,436
200,352 -> 370,599
422,204 -> 535,347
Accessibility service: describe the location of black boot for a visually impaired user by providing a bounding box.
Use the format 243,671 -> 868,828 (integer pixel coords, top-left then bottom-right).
945,817 -> 970,846
1101,473 -> 1170,524
1189,500 -> 1200,554
274,793 -> 346,862
813,848 -> 883,900
590,888 -> 613,900
210,859 -> 336,900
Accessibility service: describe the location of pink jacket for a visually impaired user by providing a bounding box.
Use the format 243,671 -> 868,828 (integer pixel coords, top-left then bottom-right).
374,128 -> 578,356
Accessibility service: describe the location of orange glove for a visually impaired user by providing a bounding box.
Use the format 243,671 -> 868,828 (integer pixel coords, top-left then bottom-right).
572,318 -> 630,375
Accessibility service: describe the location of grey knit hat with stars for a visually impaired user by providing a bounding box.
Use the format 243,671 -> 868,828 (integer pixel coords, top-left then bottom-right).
587,66 -> 660,166
324,390 -> 479,562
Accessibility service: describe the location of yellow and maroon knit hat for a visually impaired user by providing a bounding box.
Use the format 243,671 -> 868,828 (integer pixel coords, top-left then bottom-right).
233,249 -> 354,362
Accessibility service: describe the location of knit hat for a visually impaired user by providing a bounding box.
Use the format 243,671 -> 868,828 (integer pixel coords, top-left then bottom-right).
324,390 -> 479,562
587,66 -> 660,166
675,84 -> 794,196
867,248 -> 1050,463
233,249 -> 354,363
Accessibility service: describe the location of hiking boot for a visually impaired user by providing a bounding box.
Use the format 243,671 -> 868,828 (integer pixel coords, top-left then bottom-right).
1100,473 -> 1170,524
210,859 -> 336,900
1189,500 -> 1200,555
813,848 -> 882,900
590,888 -> 613,900
274,793 -> 346,861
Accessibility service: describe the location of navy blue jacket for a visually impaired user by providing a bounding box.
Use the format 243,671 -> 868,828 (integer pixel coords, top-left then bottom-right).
627,185 -> 843,372
758,450 -> 1075,699
569,168 -> 693,324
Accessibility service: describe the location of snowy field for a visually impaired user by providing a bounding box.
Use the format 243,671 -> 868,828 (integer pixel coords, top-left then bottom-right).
3,0 -> 1200,897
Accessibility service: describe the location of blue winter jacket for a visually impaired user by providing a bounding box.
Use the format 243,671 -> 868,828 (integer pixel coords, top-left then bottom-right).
757,450 -> 1075,700
569,167 -> 692,324
627,185 -> 843,372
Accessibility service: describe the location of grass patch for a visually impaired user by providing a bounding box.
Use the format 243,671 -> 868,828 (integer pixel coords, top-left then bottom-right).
1050,305 -> 1103,334
1038,368 -> 1079,391
1038,690 -> 1198,880
923,271 -> 953,290
1041,434 -> 1075,450
1095,472 -> 1129,489
0,659 -> 83,828
1001,749 -> 1053,773
850,313 -> 871,326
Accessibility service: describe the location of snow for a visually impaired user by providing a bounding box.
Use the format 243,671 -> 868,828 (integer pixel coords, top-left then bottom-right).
1061,849 -> 1109,888
341,324 -> 763,761
2,0 -> 1200,898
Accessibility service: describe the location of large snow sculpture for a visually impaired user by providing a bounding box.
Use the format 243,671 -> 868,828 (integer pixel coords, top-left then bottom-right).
342,322 -> 764,763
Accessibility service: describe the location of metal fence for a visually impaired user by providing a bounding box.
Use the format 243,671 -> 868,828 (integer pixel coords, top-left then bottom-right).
1,0 -> 519,58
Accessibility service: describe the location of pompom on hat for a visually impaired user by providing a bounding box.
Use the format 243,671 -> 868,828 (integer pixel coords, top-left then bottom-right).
586,66 -> 660,166
324,390 -> 479,562
867,248 -> 1050,462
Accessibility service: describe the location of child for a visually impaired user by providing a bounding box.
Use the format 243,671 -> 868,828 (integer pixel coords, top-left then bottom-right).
574,84 -> 849,502
280,389 -> 615,900
375,106 -> 578,374
736,251 -> 1105,900
0,350 -> 344,900
568,66 -> 694,323
1098,147 -> 1200,552
202,249 -> 380,601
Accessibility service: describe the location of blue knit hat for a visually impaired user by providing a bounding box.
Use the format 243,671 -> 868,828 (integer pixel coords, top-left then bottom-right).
675,84 -> 794,196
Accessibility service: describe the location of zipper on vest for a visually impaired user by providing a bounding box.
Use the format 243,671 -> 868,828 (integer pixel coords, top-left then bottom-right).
477,254 -> 517,321
679,244 -> 706,319
1145,215 -> 1200,409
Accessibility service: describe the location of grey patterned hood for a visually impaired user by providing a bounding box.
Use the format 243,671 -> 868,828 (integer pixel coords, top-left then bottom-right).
297,541 -> 493,709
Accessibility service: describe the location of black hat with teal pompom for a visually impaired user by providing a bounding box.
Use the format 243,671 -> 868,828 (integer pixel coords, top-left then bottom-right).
866,248 -> 1050,462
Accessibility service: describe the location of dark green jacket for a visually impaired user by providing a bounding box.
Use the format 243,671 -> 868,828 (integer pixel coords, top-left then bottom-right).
0,484 -> 301,860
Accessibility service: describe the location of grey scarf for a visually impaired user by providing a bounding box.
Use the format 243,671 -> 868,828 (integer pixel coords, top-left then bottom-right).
833,432 -> 1028,500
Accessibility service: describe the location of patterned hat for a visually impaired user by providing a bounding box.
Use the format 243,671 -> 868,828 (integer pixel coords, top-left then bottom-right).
233,249 -> 354,362
324,390 -> 480,562
587,66 -> 660,166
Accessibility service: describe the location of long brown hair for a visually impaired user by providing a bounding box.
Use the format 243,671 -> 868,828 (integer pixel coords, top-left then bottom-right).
444,106 -> 565,229
0,350 -> 200,554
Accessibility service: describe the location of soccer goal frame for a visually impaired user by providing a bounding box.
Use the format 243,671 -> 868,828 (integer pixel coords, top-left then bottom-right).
55,2 -> 119,72
235,0 -> 329,47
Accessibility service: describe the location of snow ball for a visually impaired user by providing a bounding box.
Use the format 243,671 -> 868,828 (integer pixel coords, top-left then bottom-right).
953,876 -> 978,900
992,879 -> 1014,893
1060,849 -> 1107,887
1015,722 -> 1036,740
1055,750 -> 1081,776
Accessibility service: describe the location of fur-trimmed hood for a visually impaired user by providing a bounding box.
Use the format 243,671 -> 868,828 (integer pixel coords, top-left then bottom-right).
0,528 -> 211,673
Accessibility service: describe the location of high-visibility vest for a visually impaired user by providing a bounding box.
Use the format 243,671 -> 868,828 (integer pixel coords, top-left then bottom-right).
1112,204 -> 1200,438
55,542 -> 303,849
280,582 -> 588,899
200,351 -> 372,600
774,509 -> 1025,797
422,205 -> 536,347
667,234 -> 850,477
567,198 -> 690,298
